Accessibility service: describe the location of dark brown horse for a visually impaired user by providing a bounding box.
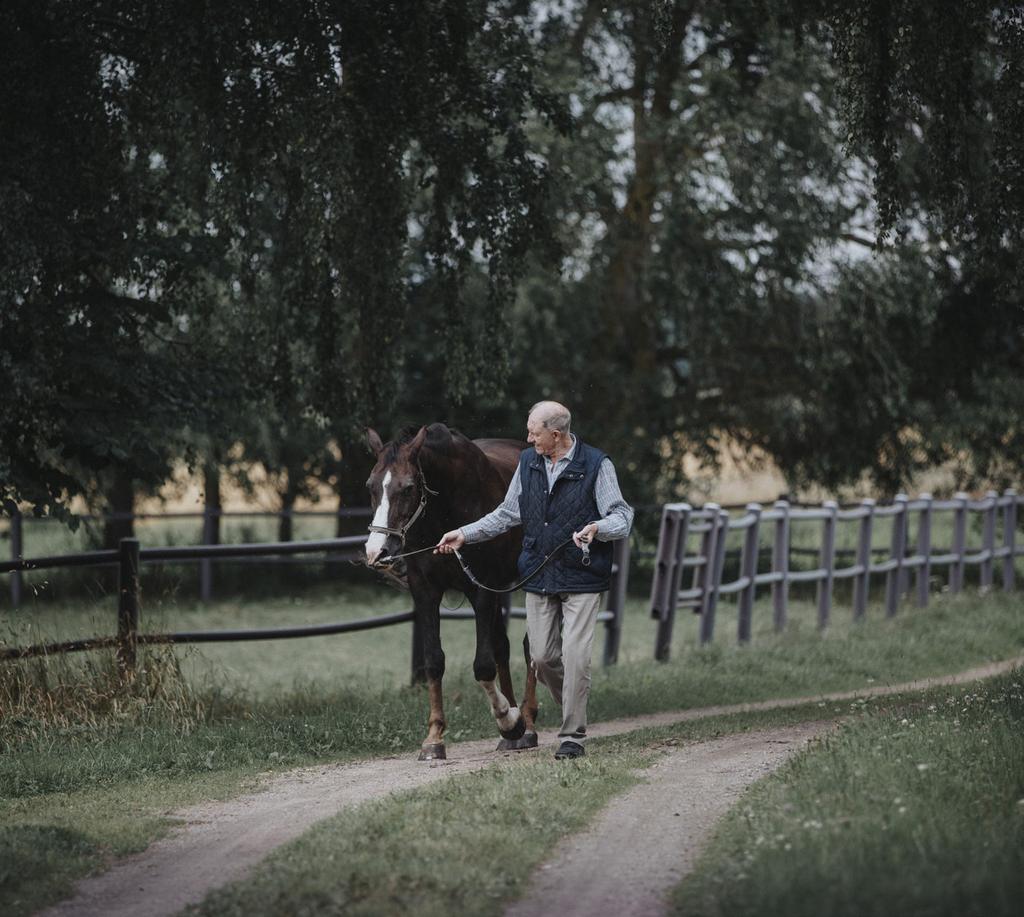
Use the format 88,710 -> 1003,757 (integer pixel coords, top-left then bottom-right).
364,422 -> 539,760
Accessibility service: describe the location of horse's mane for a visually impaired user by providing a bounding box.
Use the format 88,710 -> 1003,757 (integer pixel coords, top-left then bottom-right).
383,423 -> 474,464
382,426 -> 424,464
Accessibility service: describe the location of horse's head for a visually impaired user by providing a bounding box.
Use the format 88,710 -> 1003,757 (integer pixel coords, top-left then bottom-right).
364,425 -> 432,569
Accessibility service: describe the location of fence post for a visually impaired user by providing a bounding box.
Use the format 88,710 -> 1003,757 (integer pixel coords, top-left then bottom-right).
117,538 -> 141,680
736,504 -> 761,644
651,505 -> 689,662
853,498 -> 875,620
950,492 -> 968,593
816,501 -> 838,630
199,504 -> 216,603
699,506 -> 727,646
771,499 -> 789,632
885,494 -> 908,617
603,537 -> 630,666
1002,489 -> 1017,592
10,508 -> 23,610
981,490 -> 997,591
915,493 -> 933,608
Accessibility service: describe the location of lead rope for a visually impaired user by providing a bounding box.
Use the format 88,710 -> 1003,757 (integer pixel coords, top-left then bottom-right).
376,537 -> 589,594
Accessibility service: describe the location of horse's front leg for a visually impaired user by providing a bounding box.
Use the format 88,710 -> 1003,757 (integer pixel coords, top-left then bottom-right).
470,589 -> 526,744
415,587 -> 447,761
491,601 -> 538,751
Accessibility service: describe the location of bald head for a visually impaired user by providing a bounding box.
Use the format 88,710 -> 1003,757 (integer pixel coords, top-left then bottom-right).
529,401 -> 571,436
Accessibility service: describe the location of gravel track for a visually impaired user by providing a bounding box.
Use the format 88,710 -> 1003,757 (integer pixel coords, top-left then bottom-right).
37,658 -> 1021,917
504,721 -> 830,917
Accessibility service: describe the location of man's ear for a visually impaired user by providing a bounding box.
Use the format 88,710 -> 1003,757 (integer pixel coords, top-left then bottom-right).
366,428 -> 385,456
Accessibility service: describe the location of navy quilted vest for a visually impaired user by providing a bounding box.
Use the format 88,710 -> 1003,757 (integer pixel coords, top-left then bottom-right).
517,439 -> 613,594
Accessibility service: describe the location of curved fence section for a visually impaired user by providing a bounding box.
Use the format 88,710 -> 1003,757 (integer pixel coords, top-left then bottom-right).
648,490 -> 1022,659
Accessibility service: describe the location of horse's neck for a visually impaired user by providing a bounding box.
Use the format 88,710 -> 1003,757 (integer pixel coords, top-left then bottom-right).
423,445 -> 502,527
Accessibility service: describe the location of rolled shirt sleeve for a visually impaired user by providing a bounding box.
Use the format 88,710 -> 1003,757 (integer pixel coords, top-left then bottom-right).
593,458 -> 633,541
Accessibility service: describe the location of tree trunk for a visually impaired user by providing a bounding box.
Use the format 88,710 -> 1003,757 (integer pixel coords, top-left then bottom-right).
278,468 -> 301,543
203,462 -> 221,545
102,470 -> 135,550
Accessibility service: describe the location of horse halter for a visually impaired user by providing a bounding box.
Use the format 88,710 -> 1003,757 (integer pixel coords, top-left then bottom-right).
367,469 -> 439,547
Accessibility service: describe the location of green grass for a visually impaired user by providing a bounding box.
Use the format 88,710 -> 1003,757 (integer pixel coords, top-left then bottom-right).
670,670 -> 1024,917
1,587 -> 1022,916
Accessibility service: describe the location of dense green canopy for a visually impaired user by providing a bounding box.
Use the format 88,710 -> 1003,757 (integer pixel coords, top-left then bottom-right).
1,1 -> 1020,518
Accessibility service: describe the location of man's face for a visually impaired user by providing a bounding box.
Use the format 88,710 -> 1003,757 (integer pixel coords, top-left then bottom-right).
527,415 -> 562,458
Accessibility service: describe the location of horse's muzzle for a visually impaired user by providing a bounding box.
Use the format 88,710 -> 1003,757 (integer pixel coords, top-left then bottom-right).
367,553 -> 407,579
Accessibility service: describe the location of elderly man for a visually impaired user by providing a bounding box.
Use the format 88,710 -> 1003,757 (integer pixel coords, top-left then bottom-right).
436,401 -> 633,759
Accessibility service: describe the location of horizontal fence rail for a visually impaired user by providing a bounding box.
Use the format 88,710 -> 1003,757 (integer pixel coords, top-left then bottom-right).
0,533 -> 631,680
648,490 -> 1022,659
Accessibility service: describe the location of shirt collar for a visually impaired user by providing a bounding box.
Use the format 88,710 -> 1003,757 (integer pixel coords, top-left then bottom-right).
546,434 -> 576,466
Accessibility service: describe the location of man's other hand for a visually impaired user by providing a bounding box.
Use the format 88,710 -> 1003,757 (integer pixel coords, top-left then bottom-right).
573,523 -> 599,548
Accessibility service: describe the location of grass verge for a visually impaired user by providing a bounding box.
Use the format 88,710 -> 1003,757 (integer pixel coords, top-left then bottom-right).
670,669 -> 1024,917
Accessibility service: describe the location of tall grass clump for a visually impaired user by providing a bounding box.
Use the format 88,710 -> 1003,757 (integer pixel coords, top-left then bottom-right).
0,646 -> 207,745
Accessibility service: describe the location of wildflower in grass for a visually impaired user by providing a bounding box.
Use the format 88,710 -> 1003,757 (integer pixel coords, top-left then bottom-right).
917,763 -> 931,771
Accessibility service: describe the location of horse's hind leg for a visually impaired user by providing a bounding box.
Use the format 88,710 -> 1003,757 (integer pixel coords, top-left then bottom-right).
521,632 -> 540,736
471,590 -> 527,745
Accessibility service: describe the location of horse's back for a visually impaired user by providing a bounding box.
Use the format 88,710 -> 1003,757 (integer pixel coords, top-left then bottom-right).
473,438 -> 527,486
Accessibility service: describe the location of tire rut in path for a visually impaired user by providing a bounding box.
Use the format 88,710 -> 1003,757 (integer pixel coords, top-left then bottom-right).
503,721 -> 830,917
38,658 -> 1021,917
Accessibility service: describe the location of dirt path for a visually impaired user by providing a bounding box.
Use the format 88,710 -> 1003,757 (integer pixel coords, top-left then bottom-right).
38,658 -> 1020,917
504,722 -> 829,917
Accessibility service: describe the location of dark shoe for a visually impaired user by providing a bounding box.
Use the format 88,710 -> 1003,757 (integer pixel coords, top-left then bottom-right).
554,740 -> 585,760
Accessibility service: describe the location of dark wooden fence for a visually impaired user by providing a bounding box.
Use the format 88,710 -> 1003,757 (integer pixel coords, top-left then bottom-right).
648,489 -> 1022,660
0,534 -> 631,678
3,507 -> 374,609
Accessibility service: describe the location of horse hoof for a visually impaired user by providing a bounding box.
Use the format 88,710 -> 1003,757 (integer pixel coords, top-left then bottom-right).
499,715 -> 527,742
495,730 -> 539,752
418,743 -> 446,761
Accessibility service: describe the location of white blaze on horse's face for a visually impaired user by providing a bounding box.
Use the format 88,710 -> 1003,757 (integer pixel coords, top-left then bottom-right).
365,471 -> 392,565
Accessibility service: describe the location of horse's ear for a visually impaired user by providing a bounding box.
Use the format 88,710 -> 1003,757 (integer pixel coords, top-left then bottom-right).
407,425 -> 428,459
366,428 -> 385,456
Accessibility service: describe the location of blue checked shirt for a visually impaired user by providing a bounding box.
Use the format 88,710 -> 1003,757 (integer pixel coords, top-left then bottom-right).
460,436 -> 634,544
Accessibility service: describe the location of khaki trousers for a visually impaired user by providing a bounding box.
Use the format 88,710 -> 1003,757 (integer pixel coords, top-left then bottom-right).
525,591 -> 603,745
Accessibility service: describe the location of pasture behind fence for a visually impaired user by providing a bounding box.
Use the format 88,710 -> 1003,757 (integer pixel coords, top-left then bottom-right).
648,490 -> 1022,659
3,488 -> 1020,680
0,533 -> 631,680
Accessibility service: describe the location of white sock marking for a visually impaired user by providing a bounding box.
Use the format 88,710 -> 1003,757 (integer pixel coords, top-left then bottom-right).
480,680 -> 520,731
499,705 -> 521,732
